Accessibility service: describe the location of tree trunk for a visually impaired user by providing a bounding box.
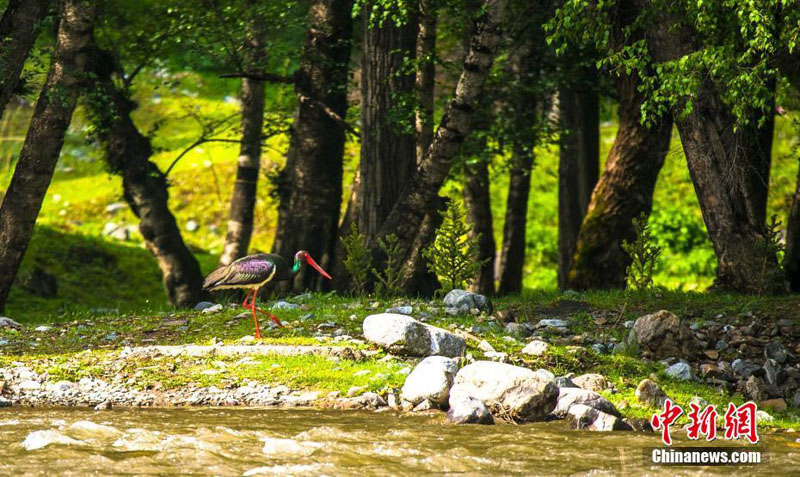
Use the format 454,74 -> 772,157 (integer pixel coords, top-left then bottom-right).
0,0 -> 50,119
219,77 -> 265,267
92,62 -> 208,308
557,80 -> 599,289
0,0 -> 94,312
464,159 -> 496,294
370,0 -> 507,271
497,143 -> 533,294
399,0 -> 441,296
567,72 -> 672,289
639,3 -> 778,293
272,0 -> 353,292
786,164 -> 800,291
350,2 -> 417,239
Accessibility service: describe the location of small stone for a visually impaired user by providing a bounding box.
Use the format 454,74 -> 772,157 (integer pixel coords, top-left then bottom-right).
756,410 -> 775,422
271,301 -> 300,311
554,376 -> 578,388
385,306 -> 413,315
689,396 -> 709,408
362,313 -> 465,358
521,340 -> 549,356
760,398 -> 787,412
0,317 -> 21,330
346,386 -> 366,397
763,359 -> 780,387
185,219 -> 199,232
193,301 -> 216,311
716,340 -> 728,351
201,304 -> 223,314
765,342 -> 789,364
591,343 -> 607,354
353,370 -> 371,377
34,325 -> 52,332
478,340 -> 496,353
538,319 -> 568,328
703,350 -> 719,360
0,397 -> 11,408
505,322 -> 523,335
792,391 -> 800,408
572,374 -> 609,393
104,202 -> 126,214
412,399 -> 435,412
94,401 -> 112,410
665,362 -> 696,381
484,351 -> 509,363
566,404 -> 632,432
553,387 -> 620,418
635,379 -> 668,407
623,320 -> 635,329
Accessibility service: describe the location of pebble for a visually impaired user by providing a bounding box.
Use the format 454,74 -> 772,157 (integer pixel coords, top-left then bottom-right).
665,362 -> 695,381
521,340 -> 549,356
385,306 -> 413,315
201,304 -> 224,314
193,302 -> 217,311
34,326 -> 52,332
538,319 -> 568,328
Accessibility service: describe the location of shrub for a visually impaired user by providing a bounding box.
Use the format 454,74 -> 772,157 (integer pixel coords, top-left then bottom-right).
339,223 -> 371,295
622,212 -> 661,290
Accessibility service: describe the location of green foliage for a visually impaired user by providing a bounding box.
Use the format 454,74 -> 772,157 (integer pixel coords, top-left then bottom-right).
423,201 -> 487,293
339,223 -> 371,296
372,234 -> 404,297
754,214 -> 785,295
621,213 -> 661,290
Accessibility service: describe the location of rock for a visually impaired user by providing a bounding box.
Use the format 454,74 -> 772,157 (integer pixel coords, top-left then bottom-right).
689,396 -> 709,408
744,376 -> 765,401
0,397 -> 10,407
572,374 -> 609,393
105,202 -> 126,214
537,319 -> 568,328
443,289 -> 492,313
763,359 -> 780,387
185,219 -> 199,232
0,317 -> 22,329
665,362 -> 696,381
201,304 -> 223,314
716,340 -> 729,351
731,359 -> 761,379
271,301 -> 300,311
346,386 -> 366,397
554,376 -> 578,388
505,322 -> 525,335
566,404 -> 632,432
193,301 -> 216,311
533,369 -> 555,381
627,310 -> 699,359
400,356 -> 458,406
385,306 -> 413,315
765,342 -> 789,364
449,361 -> 558,421
412,399 -> 436,412
703,350 -> 719,360
34,325 -> 52,332
635,379 -> 668,407
793,391 -> 800,408
478,340 -> 496,353
361,392 -> 386,408
760,398 -> 787,412
362,313 -> 465,358
484,351 -> 509,363
94,401 -> 112,410
757,410 -> 774,422
521,340 -> 549,356
623,320 -> 635,329
447,395 -> 494,424
590,344 -> 607,354
552,387 -> 620,418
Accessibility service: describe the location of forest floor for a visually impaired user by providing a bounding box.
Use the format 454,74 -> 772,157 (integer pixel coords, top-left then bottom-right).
2,291 -> 800,431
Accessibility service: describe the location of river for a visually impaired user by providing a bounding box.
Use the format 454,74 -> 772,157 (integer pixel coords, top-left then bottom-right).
0,407 -> 795,475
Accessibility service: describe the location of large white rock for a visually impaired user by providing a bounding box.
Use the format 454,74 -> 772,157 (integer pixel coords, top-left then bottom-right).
552,387 -> 620,418
446,395 -> 494,425
362,313 -> 465,357
449,361 -> 558,421
401,356 -> 459,406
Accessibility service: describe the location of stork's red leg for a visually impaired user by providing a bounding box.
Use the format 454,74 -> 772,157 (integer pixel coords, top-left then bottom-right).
250,288 -> 262,339
241,289 -> 255,308
253,306 -> 284,328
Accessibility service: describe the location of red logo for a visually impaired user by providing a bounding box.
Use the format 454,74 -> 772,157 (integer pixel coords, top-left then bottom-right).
650,399 -> 683,446
724,402 -> 759,444
687,403 -> 718,441
651,400 -> 760,445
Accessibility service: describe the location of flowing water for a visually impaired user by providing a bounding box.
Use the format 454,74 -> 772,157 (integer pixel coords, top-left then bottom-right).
0,407 -> 797,476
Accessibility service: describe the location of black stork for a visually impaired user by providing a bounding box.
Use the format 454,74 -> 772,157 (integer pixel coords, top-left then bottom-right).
202,251 -> 332,338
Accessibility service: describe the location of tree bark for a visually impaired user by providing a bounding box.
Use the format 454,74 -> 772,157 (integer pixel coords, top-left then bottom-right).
786,164 -> 800,291
272,0 -> 353,291
497,144 -> 533,294
219,76 -> 265,267
370,0 -> 507,272
464,158 -> 496,295
0,0 -> 50,119
557,78 -> 599,289
640,3 -> 778,293
567,72 -> 672,289
91,61 -> 209,308
0,0 -> 94,312
350,2 -> 417,239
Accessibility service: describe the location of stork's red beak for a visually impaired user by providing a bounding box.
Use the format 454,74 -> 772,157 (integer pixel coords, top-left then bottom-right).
305,254 -> 332,279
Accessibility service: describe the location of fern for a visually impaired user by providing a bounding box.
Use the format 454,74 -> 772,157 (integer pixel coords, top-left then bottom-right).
621,212 -> 661,290
339,223 -> 371,296
423,200 -> 487,293
372,234 -> 404,297
754,214 -> 785,295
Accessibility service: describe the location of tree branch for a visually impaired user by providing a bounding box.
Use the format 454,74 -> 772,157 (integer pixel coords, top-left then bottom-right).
219,71 -> 297,83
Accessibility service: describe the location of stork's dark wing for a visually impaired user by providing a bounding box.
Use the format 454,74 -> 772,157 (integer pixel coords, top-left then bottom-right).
202,255 -> 276,289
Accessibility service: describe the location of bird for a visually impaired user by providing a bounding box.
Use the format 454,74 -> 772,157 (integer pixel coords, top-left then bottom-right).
202,250 -> 332,338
